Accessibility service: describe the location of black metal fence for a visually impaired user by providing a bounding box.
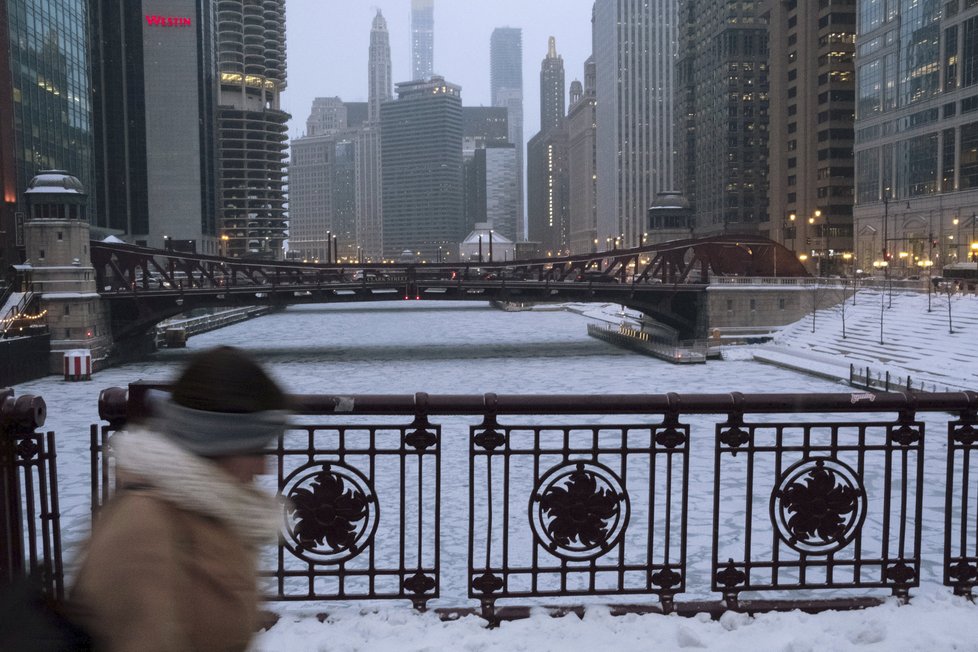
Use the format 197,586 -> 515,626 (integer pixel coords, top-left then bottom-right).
0,388 -> 64,600
4,385 -> 977,619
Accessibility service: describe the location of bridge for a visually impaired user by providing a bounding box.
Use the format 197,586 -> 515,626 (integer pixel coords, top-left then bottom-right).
90,235 -> 808,341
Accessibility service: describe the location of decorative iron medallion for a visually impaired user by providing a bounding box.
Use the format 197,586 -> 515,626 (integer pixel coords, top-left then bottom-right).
529,461 -> 630,561
770,457 -> 866,555
281,462 -> 379,565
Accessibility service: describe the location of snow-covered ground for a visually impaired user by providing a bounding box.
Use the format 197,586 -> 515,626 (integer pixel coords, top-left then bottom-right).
12,299 -> 978,651
760,286 -> 978,391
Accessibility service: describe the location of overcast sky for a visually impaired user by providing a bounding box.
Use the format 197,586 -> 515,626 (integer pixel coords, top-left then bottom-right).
282,0 -> 595,142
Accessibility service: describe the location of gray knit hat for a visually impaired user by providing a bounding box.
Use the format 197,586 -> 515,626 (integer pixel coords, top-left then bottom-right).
149,347 -> 289,456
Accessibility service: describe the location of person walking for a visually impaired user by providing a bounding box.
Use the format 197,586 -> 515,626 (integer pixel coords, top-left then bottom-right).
70,346 -> 289,651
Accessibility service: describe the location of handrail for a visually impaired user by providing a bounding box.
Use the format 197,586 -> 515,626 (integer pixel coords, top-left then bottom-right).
0,292 -> 39,338
102,384 -> 978,423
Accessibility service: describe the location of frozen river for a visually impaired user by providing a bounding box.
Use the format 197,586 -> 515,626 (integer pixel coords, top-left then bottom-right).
12,302 -> 958,605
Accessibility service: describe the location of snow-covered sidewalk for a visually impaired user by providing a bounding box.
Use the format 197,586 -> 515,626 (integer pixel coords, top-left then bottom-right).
254,587 -> 978,651
750,288 -> 978,391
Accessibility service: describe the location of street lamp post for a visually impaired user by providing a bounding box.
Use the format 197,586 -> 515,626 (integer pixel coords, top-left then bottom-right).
489,230 -> 494,263
881,194 -> 892,306
918,259 -> 934,312
971,213 -> 978,263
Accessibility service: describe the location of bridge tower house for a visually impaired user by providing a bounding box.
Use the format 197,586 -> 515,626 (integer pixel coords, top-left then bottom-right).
23,171 -> 113,372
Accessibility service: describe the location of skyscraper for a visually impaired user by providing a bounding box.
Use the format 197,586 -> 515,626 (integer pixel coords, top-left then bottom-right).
676,0 -> 770,238
766,0 -> 855,275
490,27 -> 525,239
593,0 -> 676,247
358,10 -> 392,262
290,98 -> 360,263
567,57 -> 598,254
91,0 -> 220,252
217,0 -> 289,259
853,1 -> 978,273
527,37 -> 569,255
411,0 -> 434,81
381,76 -> 463,259
1,0 -> 97,271
540,37 -> 565,133
368,10 -> 393,123
527,126 -> 569,255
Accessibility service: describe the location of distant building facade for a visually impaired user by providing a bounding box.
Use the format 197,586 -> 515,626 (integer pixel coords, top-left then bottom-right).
2,0 -> 97,272
540,37 -> 565,133
357,10 -> 392,262
463,107 -> 510,145
411,0 -> 434,80
527,37 -> 569,255
593,0 -> 676,247
677,0 -> 769,238
852,1 -> 978,273
491,27 -> 525,239
567,58 -> 598,254
217,0 -> 289,259
91,0 -> 220,253
527,126 -> 570,255
765,0 -> 855,275
380,76 -> 464,260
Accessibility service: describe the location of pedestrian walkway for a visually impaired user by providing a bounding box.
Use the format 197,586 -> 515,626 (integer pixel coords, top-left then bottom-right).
751,288 -> 978,391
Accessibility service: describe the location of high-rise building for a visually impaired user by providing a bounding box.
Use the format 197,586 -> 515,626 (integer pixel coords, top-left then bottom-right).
368,10 -> 392,123
91,0 -> 220,252
540,37 -> 565,133
357,10 -> 392,262
567,58 -> 598,254
764,0 -> 855,275
306,97 -> 349,136
677,0 -> 770,238
527,126 -> 570,255
217,0 -> 289,259
463,107 -> 510,145
290,96 -> 360,263
1,0 -> 97,272
380,76 -> 463,260
462,108 -> 518,243
527,37 -> 569,255
853,1 -> 978,273
593,0 -> 676,247
490,27 -> 525,239
411,0 -> 434,81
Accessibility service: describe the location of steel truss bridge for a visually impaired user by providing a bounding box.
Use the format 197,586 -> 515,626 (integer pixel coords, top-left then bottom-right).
92,235 -> 808,341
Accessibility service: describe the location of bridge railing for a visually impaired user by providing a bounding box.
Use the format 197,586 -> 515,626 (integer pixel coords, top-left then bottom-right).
82,385 -> 978,618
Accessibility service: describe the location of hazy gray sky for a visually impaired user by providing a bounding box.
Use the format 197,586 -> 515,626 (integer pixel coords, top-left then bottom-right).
283,0 -> 595,141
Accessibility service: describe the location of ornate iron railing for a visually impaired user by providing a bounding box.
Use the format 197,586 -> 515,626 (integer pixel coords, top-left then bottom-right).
80,387 -> 978,617
1,388 -> 64,599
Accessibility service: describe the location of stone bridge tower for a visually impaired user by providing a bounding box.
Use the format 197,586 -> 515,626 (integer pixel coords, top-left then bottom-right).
23,171 -> 112,372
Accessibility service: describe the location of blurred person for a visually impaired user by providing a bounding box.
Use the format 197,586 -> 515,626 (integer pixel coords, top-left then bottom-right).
70,346 -> 289,652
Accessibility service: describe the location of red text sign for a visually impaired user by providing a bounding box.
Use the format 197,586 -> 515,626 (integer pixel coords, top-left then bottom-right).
145,15 -> 192,27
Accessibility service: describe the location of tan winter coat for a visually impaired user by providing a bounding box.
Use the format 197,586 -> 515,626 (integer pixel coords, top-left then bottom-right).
70,490 -> 260,652
69,429 -> 281,652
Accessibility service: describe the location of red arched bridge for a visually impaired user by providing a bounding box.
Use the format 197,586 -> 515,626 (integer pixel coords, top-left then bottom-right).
92,235 -> 808,341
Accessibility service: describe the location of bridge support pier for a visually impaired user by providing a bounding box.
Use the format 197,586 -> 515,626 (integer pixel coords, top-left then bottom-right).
23,171 -> 113,374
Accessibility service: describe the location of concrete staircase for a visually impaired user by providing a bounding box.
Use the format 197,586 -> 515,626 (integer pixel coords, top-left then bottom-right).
761,288 -> 978,390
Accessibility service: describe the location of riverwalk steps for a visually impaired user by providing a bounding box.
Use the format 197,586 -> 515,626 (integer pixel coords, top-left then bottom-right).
750,288 -> 978,391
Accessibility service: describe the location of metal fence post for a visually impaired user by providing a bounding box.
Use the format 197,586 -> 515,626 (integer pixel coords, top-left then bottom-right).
0,388 -> 47,589
0,387 -> 21,586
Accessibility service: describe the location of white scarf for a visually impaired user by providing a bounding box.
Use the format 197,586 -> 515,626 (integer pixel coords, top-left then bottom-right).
111,429 -> 282,550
